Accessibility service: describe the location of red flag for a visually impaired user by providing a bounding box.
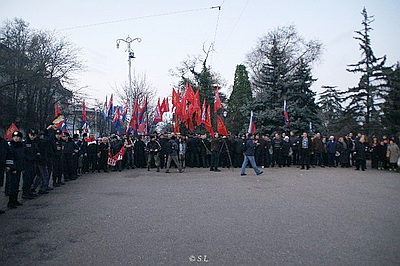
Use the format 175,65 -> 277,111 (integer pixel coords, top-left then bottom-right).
187,84 -> 195,103
4,123 -> 19,139
108,146 -> 125,166
107,94 -> 113,117
138,97 -> 148,123
154,98 -> 162,123
174,115 -> 180,134
82,99 -> 87,123
172,88 -> 180,108
204,105 -> 214,135
54,103 -> 62,118
216,115 -> 228,136
163,97 -> 170,113
214,86 -> 221,113
128,98 -> 139,133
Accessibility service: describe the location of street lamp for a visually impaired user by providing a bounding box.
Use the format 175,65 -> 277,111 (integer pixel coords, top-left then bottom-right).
116,36 -> 141,120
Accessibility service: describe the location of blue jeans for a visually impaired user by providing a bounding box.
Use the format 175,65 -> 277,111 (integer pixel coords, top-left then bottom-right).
241,155 -> 262,175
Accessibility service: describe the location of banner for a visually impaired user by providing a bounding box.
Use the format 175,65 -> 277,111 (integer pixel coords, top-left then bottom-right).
107,146 -> 125,166
4,123 -> 19,139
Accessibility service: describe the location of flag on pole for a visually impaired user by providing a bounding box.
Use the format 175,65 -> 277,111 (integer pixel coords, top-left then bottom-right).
174,115 -> 180,134
112,106 -> 122,133
121,99 -> 129,122
107,94 -> 113,117
214,86 -> 221,113
81,99 -> 87,129
172,88 -> 180,108
52,115 -> 66,129
283,99 -> 290,125
102,96 -> 108,120
248,111 -> 256,134
127,98 -> 139,134
204,105 -> 214,135
138,97 -> 148,123
216,115 -> 228,136
4,123 -> 19,140
154,98 -> 162,123
54,103 -> 62,118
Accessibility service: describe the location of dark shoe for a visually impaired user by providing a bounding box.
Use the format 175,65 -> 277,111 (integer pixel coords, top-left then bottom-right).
30,192 -> 38,197
46,187 -> 54,191
7,202 -> 17,209
147,167 -> 150,171
214,169 -> 221,172
53,183 -> 60,187
210,168 -> 214,171
257,171 -> 263,175
0,209 -> 5,214
22,194 -> 35,199
156,167 -> 160,172
15,201 -> 23,206
241,173 -> 247,176
301,167 -> 305,169
39,190 -> 49,195
58,182 -> 65,185
165,170 -> 170,173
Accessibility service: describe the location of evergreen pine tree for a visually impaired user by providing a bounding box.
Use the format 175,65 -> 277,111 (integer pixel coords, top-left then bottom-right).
246,26 -> 322,134
317,86 -> 344,134
382,63 -> 400,136
345,7 -> 387,136
227,64 -> 252,134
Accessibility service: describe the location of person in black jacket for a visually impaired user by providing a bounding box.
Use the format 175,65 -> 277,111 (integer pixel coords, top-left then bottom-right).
0,135 -> 13,213
22,129 -> 39,199
299,132 -> 312,170
61,132 -> 79,181
240,133 -> 263,176
52,130 -> 64,187
282,136 -> 291,167
146,135 -> 161,172
98,137 -> 109,172
354,135 -> 369,171
165,135 -> 182,173
32,131 -> 52,194
271,133 -> 283,167
6,131 -> 25,208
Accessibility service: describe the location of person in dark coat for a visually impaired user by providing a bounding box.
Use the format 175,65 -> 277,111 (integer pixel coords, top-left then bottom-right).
210,132 -> 221,172
282,136 -> 291,167
299,132 -> 312,170
354,136 -> 369,171
6,131 -> 25,208
110,135 -> 124,172
326,136 -> 338,167
133,136 -> 146,168
146,135 -> 161,172
52,130 -> 64,187
240,133 -> 263,176
62,132 -> 79,180
22,129 -> 39,199
0,135 -> 13,213
98,137 -> 109,172
199,134 -> 211,168
165,135 -> 182,173
369,137 -> 381,169
32,131 -> 51,194
271,133 -> 283,167
85,133 -> 98,173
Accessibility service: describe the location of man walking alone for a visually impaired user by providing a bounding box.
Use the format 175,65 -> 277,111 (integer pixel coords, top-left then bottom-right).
241,133 -> 263,176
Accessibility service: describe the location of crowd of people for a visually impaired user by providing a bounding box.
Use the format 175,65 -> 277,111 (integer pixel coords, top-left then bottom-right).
1,124 -> 399,214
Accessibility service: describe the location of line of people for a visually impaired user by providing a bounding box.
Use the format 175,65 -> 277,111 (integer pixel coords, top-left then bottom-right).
2,125 -> 399,214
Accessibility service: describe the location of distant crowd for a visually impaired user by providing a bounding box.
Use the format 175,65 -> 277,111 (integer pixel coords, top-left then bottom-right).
1,124 -> 399,214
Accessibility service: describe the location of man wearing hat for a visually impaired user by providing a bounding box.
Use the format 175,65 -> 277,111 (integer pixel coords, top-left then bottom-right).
52,129 -> 64,186
0,134 -> 13,213
5,131 -> 25,208
22,129 -> 39,199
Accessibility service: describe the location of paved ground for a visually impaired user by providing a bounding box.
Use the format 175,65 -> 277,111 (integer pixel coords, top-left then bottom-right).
0,166 -> 399,265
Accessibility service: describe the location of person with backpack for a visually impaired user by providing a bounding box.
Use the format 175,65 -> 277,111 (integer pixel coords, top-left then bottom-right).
165,135 -> 182,173
240,133 -> 263,176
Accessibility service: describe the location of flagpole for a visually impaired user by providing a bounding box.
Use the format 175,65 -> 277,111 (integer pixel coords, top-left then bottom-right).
116,36 -> 142,122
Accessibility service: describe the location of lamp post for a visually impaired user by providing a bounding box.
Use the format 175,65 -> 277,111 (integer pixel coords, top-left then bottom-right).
116,36 -> 141,121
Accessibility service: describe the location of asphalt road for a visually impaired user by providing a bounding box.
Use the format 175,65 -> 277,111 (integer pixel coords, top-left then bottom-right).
0,166 -> 399,265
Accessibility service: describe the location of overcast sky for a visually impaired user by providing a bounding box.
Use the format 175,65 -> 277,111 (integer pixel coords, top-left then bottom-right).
2,0 -> 400,106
